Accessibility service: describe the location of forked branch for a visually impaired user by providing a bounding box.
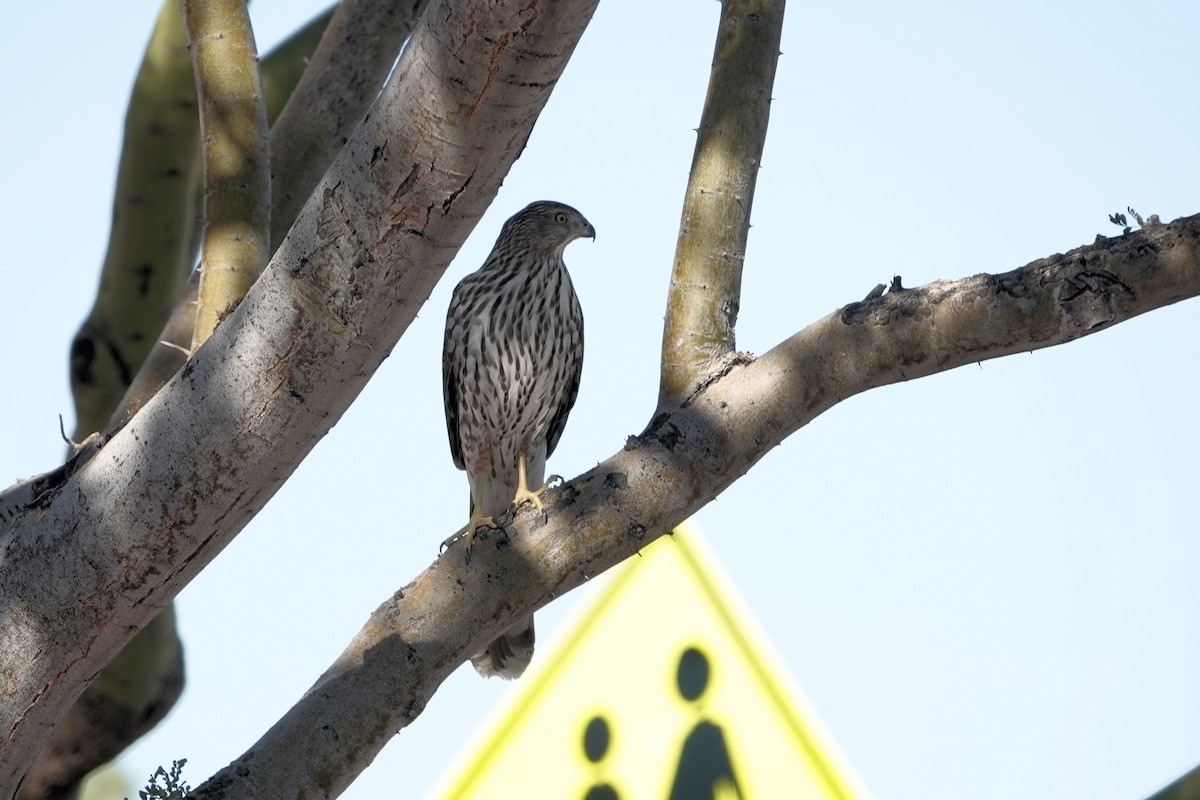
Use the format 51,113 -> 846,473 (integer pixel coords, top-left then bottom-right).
659,0 -> 785,405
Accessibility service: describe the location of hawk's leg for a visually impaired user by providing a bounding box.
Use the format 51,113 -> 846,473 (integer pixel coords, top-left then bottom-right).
441,482 -> 500,557
510,453 -> 561,518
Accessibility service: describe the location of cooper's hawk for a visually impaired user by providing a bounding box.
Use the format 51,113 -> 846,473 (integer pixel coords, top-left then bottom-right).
442,200 -> 593,678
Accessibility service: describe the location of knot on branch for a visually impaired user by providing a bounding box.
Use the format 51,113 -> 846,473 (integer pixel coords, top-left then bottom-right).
840,283 -> 929,326
642,412 -> 683,452
1059,266 -> 1136,304
0,430 -> 111,529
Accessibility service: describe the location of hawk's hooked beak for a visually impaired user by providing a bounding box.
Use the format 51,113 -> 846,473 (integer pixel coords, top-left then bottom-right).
583,222 -> 596,241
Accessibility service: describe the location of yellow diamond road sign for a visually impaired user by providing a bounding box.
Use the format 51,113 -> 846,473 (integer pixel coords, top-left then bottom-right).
434,522 -> 870,799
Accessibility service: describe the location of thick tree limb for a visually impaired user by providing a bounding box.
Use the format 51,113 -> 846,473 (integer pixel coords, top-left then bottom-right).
16,609 -> 183,800
270,0 -> 429,250
16,11 -> 341,798
19,12 -> 397,794
181,0 -> 272,350
261,6 -> 339,127
30,5 -> 199,796
181,6 -> 339,266
190,215 -> 1199,798
659,0 -> 784,405
130,0 -> 405,415
0,0 -> 599,793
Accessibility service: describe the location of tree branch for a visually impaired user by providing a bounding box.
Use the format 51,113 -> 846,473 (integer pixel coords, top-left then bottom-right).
19,10 -> 343,796
260,6 -> 339,125
19,13 -> 384,794
16,609 -> 183,800
270,0 -> 430,251
659,0 -> 784,405
25,5 -> 200,796
117,0 -> 419,422
112,8 -> 340,429
0,0 -> 599,792
181,0 -> 272,350
18,13 -> 381,794
190,214 -> 1199,797
5,0 -> 1192,793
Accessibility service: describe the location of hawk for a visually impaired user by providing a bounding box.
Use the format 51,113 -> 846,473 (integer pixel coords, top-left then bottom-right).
442,200 -> 594,678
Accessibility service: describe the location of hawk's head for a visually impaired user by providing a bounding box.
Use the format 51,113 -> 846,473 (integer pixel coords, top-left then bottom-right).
501,201 -> 596,255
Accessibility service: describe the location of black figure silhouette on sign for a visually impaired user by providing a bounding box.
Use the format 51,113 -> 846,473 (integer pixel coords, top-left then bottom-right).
581,714 -> 620,800
667,647 -> 744,800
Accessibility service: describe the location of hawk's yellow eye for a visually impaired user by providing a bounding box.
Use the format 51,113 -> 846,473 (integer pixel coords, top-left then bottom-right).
554,212 -> 568,224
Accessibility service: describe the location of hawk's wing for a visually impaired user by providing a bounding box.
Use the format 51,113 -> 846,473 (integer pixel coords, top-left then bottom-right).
443,285 -> 467,472
545,291 -> 584,459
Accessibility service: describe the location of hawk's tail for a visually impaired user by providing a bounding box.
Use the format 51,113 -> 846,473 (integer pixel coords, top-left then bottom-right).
471,616 -> 535,679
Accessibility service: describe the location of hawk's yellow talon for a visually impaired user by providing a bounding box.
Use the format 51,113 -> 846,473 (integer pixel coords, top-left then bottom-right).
441,499 -> 499,559
511,458 -> 559,515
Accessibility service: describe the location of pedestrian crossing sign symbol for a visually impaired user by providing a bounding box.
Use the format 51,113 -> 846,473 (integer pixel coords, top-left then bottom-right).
433,522 -> 870,798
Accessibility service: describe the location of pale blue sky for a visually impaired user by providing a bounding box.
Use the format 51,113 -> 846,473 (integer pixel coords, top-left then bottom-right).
2,1 -> 1197,798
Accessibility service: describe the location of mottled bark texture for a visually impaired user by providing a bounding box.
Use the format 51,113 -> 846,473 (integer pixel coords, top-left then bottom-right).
17,10 -> 340,798
270,0 -> 430,250
16,608 -> 183,800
